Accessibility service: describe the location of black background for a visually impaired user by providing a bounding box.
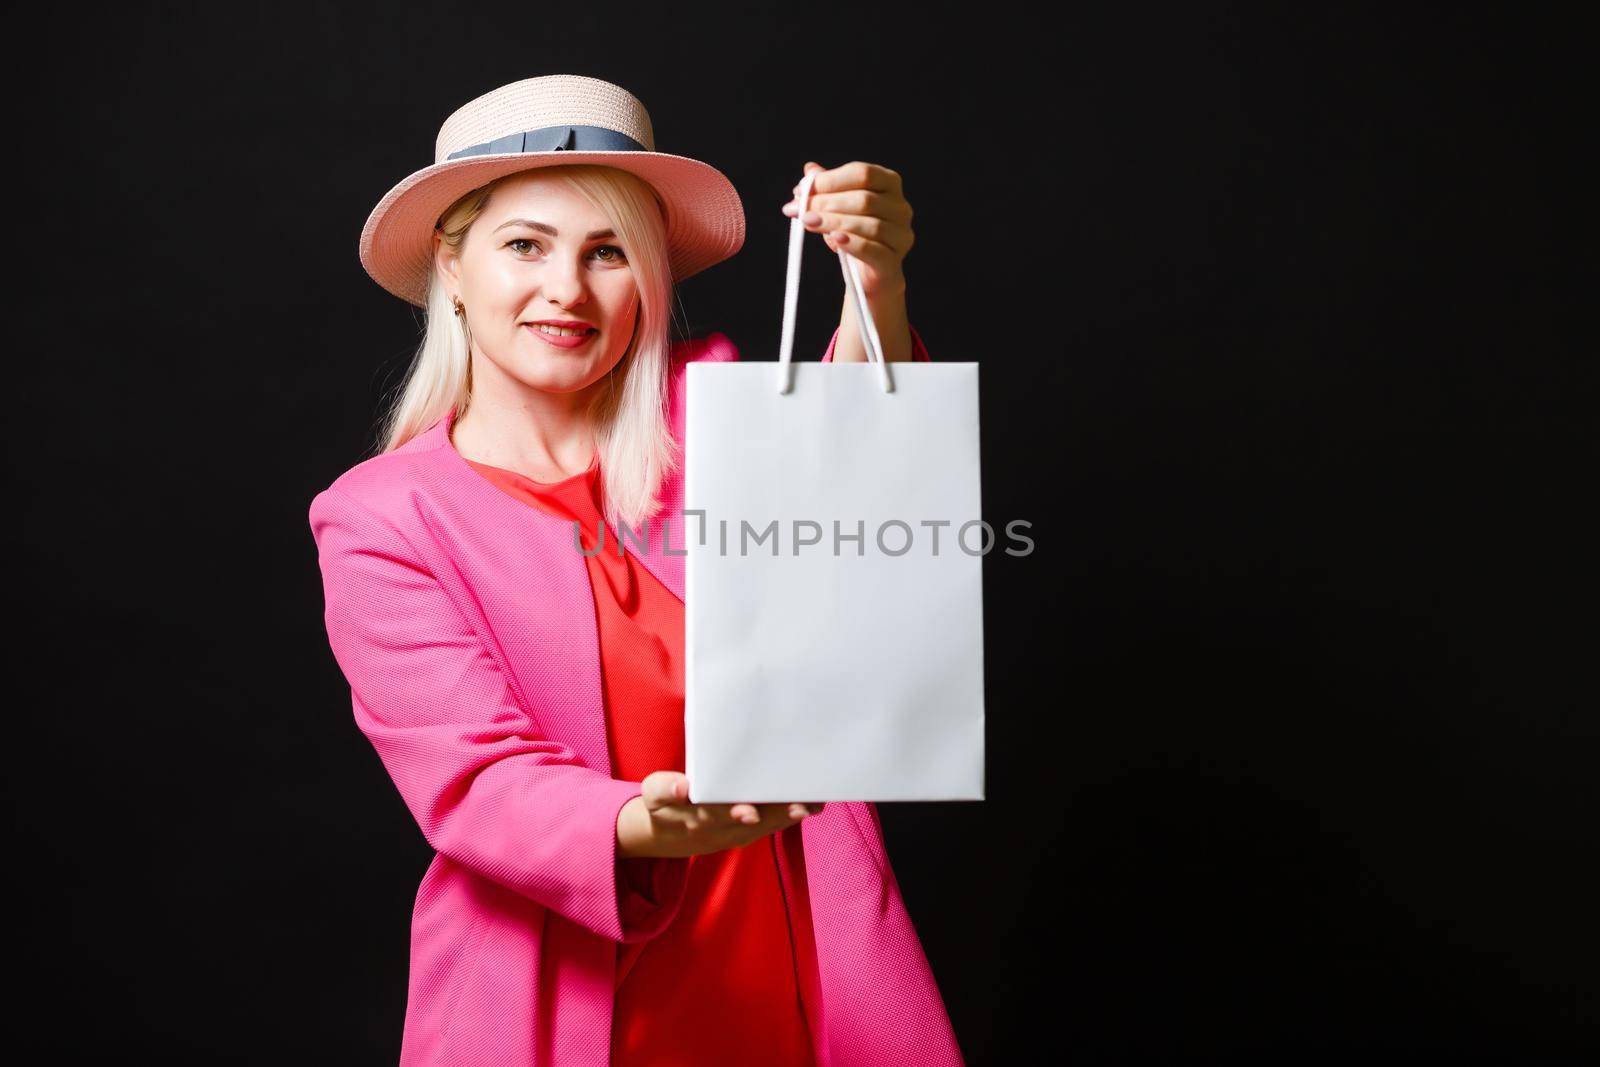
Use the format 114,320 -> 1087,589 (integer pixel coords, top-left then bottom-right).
11,3 -> 1590,1063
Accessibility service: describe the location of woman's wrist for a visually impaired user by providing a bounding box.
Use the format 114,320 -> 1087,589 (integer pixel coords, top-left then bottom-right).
616,794 -> 657,859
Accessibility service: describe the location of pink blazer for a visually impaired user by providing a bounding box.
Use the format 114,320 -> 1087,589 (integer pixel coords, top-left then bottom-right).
308,325 -> 960,1066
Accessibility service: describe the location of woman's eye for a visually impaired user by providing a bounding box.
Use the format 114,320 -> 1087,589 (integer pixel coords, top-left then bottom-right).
505,239 -> 626,264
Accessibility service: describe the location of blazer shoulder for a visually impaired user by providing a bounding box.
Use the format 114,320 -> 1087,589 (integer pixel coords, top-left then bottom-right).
673,330 -> 740,365
307,444 -> 439,547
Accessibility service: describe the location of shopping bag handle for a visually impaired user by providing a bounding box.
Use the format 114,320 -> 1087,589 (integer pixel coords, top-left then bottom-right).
776,169 -> 895,394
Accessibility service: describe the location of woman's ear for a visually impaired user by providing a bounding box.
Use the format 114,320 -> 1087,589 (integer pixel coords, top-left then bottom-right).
433,230 -> 460,297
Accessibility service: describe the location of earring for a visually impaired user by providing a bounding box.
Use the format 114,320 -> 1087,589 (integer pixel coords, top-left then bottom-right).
452,296 -> 466,318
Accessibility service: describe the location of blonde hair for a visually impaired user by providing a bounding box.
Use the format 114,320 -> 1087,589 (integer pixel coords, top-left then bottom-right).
375,164 -> 684,531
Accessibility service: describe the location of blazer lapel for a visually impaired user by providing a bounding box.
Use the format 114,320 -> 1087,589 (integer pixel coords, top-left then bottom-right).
412,410 -> 617,776
405,338 -> 701,775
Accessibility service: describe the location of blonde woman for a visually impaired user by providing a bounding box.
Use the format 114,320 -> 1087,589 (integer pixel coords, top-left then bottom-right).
309,74 -> 956,1066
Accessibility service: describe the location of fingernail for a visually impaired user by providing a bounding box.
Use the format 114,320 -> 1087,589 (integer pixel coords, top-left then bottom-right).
789,805 -> 805,819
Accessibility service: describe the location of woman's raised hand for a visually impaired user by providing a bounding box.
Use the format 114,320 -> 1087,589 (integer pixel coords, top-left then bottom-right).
616,770 -> 825,859
782,160 -> 914,299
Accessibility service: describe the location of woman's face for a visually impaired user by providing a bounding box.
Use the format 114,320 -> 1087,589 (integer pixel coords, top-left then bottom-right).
436,170 -> 640,396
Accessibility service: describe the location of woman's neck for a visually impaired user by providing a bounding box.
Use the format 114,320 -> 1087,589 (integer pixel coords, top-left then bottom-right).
450,392 -> 598,483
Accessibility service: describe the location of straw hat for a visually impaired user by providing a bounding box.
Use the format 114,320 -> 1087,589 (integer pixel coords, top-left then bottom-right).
359,74 -> 747,307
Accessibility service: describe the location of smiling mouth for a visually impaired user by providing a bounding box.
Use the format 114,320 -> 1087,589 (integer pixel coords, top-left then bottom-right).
524,323 -> 599,348
526,324 -> 597,337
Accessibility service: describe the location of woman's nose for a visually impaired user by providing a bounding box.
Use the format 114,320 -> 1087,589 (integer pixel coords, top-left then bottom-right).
540,259 -> 588,307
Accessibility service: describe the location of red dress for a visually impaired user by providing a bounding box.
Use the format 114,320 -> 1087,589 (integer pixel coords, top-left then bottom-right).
463,451 -> 819,1067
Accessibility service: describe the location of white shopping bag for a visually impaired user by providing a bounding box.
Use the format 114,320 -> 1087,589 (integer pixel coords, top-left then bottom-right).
683,169 -> 985,803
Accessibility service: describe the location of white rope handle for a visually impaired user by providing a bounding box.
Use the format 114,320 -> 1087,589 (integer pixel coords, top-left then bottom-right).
776,169 -> 894,394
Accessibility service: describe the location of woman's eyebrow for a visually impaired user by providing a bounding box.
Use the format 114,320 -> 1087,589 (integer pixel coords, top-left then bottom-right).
493,218 -> 616,241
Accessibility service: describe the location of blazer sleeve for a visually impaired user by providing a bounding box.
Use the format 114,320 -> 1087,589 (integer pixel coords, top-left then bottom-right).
309,484 -> 691,944
821,322 -> 933,362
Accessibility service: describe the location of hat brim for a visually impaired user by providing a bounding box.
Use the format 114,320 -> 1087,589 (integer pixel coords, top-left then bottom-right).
359,151 -> 746,308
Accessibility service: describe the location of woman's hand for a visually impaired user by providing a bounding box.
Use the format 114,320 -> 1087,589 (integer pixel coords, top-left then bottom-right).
782,160 -> 914,300
616,770 -> 825,859
783,160 -> 917,362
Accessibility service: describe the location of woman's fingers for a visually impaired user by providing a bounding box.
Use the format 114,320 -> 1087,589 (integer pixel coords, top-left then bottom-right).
782,199 -> 913,262
826,227 -> 903,269
771,803 -> 825,822
794,160 -> 902,199
784,189 -> 911,225
729,802 -> 822,824
653,787 -> 825,831
734,803 -> 802,824
810,212 -> 912,255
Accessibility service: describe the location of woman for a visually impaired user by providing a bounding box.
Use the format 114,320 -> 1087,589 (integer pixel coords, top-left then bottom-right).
309,74 -> 960,1066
